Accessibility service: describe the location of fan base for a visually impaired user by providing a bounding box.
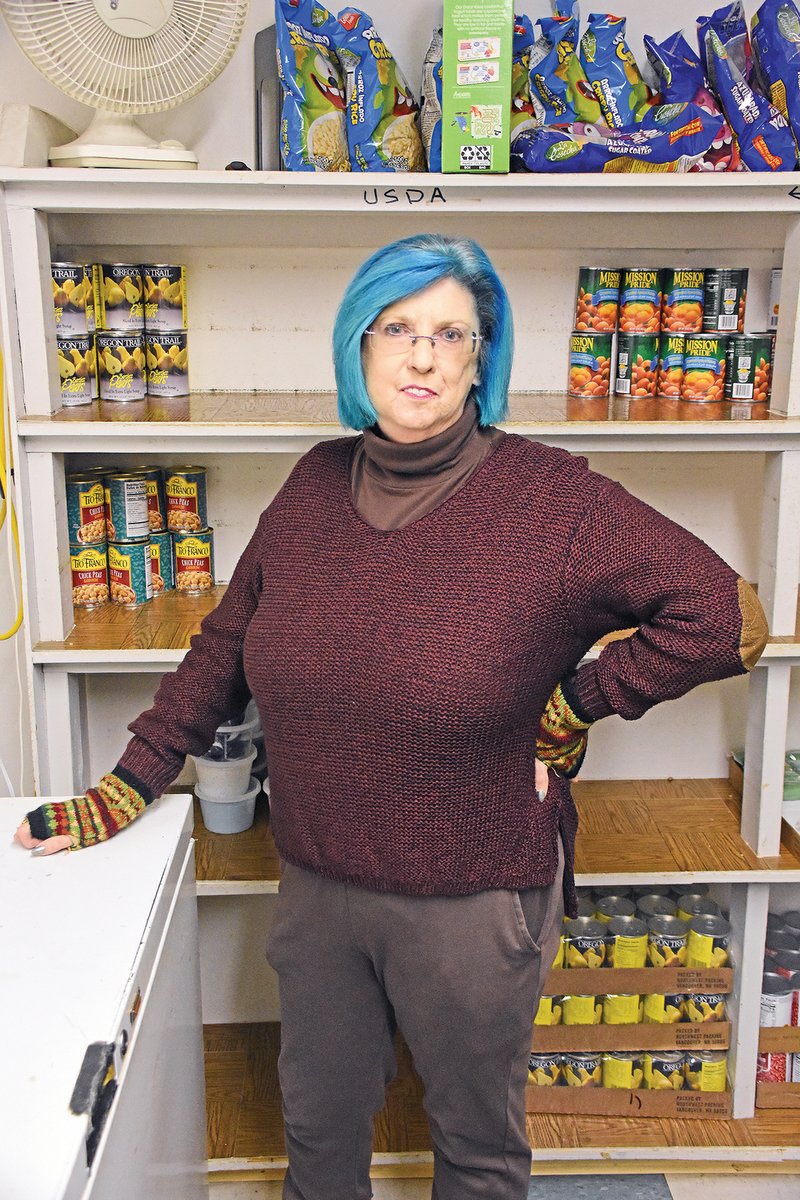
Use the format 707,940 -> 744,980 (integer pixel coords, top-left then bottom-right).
49,143 -> 198,170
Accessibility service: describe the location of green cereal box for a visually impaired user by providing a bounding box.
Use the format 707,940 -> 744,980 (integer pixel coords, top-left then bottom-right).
441,0 -> 514,173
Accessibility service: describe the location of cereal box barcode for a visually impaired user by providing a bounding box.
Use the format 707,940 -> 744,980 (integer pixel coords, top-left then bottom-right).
460,145 -> 492,170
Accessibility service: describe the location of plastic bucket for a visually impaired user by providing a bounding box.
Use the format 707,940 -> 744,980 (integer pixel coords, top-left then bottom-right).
193,744 -> 257,798
197,775 -> 259,834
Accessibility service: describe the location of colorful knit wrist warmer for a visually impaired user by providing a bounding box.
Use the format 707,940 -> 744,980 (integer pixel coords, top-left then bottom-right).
26,771 -> 149,848
536,680 -> 593,779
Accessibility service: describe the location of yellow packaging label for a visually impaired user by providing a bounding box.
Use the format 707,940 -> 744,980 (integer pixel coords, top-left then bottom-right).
602,994 -> 642,1025
533,996 -> 562,1026
643,993 -> 685,1024
562,995 -> 601,1025
602,1056 -> 643,1089
552,935 -> 565,969
685,1056 -> 727,1092
686,929 -> 713,967
611,933 -> 648,968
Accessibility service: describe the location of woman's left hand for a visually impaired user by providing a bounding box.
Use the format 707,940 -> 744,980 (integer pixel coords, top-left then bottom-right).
535,757 -> 549,802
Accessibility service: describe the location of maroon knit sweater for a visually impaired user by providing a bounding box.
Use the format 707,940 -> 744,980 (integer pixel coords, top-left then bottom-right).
118,434 -> 757,900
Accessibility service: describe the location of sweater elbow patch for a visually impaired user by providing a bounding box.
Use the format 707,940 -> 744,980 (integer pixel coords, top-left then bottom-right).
737,578 -> 769,670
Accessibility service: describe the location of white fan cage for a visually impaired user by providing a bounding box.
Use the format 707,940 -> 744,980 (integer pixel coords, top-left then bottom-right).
1,0 -> 248,114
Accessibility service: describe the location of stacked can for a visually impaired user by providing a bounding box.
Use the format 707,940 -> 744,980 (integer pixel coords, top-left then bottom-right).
568,268 -> 619,398
52,262 -> 97,407
67,471 -> 108,607
104,471 -> 152,606
528,1050 -> 728,1092
142,264 -> 190,398
93,263 -> 147,403
165,466 -> 215,594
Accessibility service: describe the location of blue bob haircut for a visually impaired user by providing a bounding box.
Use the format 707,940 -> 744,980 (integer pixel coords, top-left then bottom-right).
332,233 -> 514,430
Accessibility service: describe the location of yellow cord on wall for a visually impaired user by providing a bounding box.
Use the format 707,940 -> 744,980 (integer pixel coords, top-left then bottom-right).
0,352 -> 23,640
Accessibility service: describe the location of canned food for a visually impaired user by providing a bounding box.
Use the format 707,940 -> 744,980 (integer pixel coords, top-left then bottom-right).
533,994 -> 563,1025
165,465 -> 208,532
685,993 -> 726,1023
595,896 -> 636,924
104,472 -> 149,542
56,335 -> 96,406
552,935 -> 565,968
681,334 -> 727,402
656,333 -> 686,398
614,332 -> 659,397
129,465 -> 166,532
619,268 -> 662,332
765,929 -> 800,956
767,912 -> 787,933
561,994 -> 602,1025
724,334 -> 773,402
594,885 -> 633,899
757,1051 -> 790,1083
602,993 -> 642,1025
562,1052 -> 602,1087
66,473 -> 107,545
686,914 -> 731,969
141,264 -> 188,332
781,910 -> 800,937
173,528 -> 215,594
563,917 -> 606,968
660,268 -> 704,333
702,267 -> 747,333
643,992 -> 686,1024
771,949 -> 800,979
574,267 -> 621,332
108,539 -> 152,607
96,331 -> 146,401
647,915 -> 688,967
70,542 -> 108,608
676,894 -> 721,923
761,972 -> 794,1026
94,262 -> 144,331
576,895 -> 596,919
643,1050 -> 686,1091
606,915 -> 648,968
638,895 -> 678,921
602,1050 -> 644,1089
145,331 -> 189,397
567,332 -> 612,398
528,1053 -> 562,1086
768,267 -> 781,330
52,262 -> 95,335
149,531 -> 174,596
684,1050 -> 727,1092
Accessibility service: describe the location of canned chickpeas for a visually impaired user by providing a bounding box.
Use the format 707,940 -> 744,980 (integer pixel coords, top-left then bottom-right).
150,531 -> 174,596
567,332 -> 612,398
70,542 -> 109,608
104,472 -> 150,542
574,267 -> 621,332
619,268 -> 662,333
131,465 -> 167,532
173,528 -> 215,594
108,539 -> 152,607
96,331 -> 147,401
141,264 -> 188,331
615,333 -> 659,397
145,331 -> 190,397
94,263 -> 144,331
66,473 -> 107,545
660,269 -> 704,333
52,262 -> 95,336
165,465 -> 208,532
702,268 -> 747,334
681,334 -> 727,402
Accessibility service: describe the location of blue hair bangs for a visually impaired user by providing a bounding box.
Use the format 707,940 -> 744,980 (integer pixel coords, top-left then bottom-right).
333,235 -> 513,431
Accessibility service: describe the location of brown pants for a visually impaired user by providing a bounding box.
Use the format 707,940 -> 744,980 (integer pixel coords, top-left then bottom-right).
266,843 -> 564,1200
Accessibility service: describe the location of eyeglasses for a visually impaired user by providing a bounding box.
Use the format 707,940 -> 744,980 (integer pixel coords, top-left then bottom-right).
363,322 -> 481,361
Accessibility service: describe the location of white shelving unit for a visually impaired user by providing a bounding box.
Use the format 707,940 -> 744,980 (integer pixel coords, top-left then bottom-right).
3,169 -> 800,1165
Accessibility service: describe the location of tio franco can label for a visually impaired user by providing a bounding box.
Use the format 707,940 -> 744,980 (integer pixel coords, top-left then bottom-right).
173,528 -> 215,594
681,334 -> 727,403
96,331 -> 146,401
574,267 -> 621,332
52,262 -> 95,336
70,542 -> 108,609
94,262 -> 144,331
615,333 -> 659,397
104,472 -> 150,542
108,539 -> 152,607
724,334 -> 773,402
660,268 -> 704,333
145,331 -> 190,397
56,335 -> 96,406
702,268 -> 747,334
150,531 -> 174,596
567,332 -> 612,398
142,264 -> 188,331
619,268 -> 662,333
66,473 -> 107,545
165,466 -> 208,532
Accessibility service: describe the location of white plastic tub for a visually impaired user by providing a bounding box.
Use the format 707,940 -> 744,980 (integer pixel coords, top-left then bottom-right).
192,744 -> 257,798
196,775 -> 260,834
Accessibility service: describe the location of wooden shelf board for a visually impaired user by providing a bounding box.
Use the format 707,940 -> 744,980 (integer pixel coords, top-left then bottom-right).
191,779 -> 800,891
204,1021 -> 800,1173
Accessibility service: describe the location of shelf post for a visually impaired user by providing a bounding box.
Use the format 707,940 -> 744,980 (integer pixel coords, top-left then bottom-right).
772,216 -> 800,417
728,882 -> 769,1118
4,202 -> 59,416
742,664 -> 792,857
35,668 -> 88,795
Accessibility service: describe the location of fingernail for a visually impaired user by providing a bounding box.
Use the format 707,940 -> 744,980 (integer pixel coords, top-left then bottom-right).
536,789 -> 547,803
30,846 -> 46,856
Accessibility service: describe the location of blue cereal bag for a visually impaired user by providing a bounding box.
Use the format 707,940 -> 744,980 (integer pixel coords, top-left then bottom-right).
528,12 -> 605,126
698,1 -> 754,81
512,14 -> 538,140
579,13 -> 649,129
751,0 -> 800,154
275,0 -> 349,171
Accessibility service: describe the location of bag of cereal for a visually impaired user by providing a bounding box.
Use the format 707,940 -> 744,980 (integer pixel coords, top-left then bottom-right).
276,0 -> 349,171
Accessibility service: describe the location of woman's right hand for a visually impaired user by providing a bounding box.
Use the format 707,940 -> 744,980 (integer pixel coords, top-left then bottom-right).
14,773 -> 150,855
14,817 -> 75,856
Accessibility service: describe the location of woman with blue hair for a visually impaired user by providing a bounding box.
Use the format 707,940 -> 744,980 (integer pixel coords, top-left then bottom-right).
19,235 -> 767,1199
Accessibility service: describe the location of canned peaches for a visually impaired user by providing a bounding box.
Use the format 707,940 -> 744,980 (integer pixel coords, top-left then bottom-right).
681,334 -> 727,403
661,269 -> 704,333
619,268 -> 662,333
568,332 -> 611,398
574,267 -> 620,332
657,333 -> 686,398
615,333 -> 659,397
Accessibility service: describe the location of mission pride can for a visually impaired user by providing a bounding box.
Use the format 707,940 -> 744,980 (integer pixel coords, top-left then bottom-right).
619,268 -> 662,333
702,268 -> 747,333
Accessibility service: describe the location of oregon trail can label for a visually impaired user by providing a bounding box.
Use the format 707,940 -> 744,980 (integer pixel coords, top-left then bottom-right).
94,263 -> 144,331
52,262 -> 95,336
96,331 -> 146,401
141,264 -> 188,331
57,335 -> 96,406
145,331 -> 189,397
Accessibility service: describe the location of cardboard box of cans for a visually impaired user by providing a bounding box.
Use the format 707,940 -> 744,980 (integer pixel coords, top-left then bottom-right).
67,465 -> 214,609
567,265 -> 778,407
52,259 -> 190,407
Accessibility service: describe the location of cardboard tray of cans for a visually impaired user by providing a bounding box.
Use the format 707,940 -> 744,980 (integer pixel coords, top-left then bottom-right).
531,1022 -> 731,1053
543,966 -> 734,995
758,1026 -> 800,1052
526,1085 -> 732,1119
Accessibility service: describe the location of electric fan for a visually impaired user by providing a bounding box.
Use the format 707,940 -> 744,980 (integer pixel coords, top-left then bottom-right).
0,0 -> 249,169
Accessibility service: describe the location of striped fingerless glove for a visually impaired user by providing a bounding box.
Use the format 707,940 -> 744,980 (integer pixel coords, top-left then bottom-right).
536,680 -> 593,779
26,770 -> 151,849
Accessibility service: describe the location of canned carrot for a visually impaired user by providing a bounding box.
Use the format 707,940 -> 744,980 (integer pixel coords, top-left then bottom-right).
619,268 -> 662,333
567,332 -> 612,398
574,267 -> 621,332
615,333 -> 659,397
660,268 -> 704,333
681,334 -> 727,402
656,333 -> 686,398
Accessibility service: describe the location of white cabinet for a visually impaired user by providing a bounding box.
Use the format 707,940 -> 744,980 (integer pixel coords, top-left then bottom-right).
3,168 -> 800,1161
